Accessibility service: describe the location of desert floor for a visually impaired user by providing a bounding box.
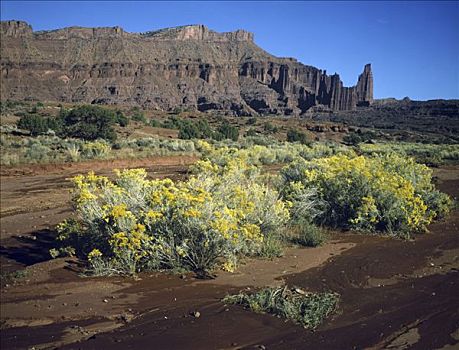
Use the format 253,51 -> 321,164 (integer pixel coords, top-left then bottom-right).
1,159 -> 458,350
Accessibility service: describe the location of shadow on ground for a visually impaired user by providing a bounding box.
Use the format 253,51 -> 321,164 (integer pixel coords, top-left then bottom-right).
0,229 -> 57,272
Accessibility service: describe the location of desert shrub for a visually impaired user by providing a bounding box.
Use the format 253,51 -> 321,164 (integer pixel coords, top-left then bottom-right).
81,140 -> 111,159
61,105 -> 117,141
115,110 -> 129,127
195,119 -> 213,138
214,121 -> 239,141
178,119 -> 213,140
66,142 -> 81,162
258,233 -> 285,258
263,122 -> 278,134
178,122 -> 200,139
24,141 -> 52,163
0,100 -> 28,115
343,130 -> 377,146
162,116 -> 183,129
115,137 -> 197,156
200,141 -> 354,168
0,269 -> 29,287
162,139 -> 196,152
150,119 -> 163,128
280,153 -> 451,236
17,114 -> 62,136
245,135 -> 279,146
246,117 -> 257,125
304,142 -> 354,160
131,111 -> 147,124
174,119 -> 238,141
292,218 -> 327,247
223,286 -> 339,329
287,129 -> 309,145
29,102 -> 44,114
343,132 -> 363,146
245,128 -> 258,137
54,157 -> 289,275
359,142 -> 459,165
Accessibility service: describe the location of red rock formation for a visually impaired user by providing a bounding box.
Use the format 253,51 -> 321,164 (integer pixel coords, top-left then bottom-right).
356,63 -> 374,106
1,21 -> 373,115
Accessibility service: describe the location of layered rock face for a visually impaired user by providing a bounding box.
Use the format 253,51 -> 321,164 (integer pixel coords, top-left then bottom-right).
1,20 -> 373,115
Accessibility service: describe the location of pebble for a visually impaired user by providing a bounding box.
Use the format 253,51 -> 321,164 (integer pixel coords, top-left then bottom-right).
294,288 -> 306,295
103,299 -> 108,303
191,311 -> 201,318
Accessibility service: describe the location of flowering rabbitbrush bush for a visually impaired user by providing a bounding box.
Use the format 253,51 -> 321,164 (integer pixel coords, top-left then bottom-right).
55,156 -> 289,275
198,140 -> 355,167
281,153 -> 451,236
359,142 -> 459,166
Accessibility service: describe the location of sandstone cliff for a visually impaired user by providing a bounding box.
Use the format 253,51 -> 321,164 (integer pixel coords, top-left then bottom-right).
1,20 -> 373,115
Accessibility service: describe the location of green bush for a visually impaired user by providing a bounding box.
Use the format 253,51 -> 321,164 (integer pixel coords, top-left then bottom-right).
178,122 -> 200,139
24,141 -> 52,163
258,234 -> 284,258
343,130 -> 376,146
17,114 -> 62,136
132,111 -> 147,124
0,100 -> 28,115
214,121 -> 239,141
178,119 -> 213,140
150,119 -> 163,128
263,122 -> 278,134
223,287 -> 339,329
245,128 -> 258,137
343,132 -> 362,146
62,105 -> 117,141
287,129 -> 309,145
81,140 -> 111,159
162,116 -> 183,129
195,119 -> 213,138
293,219 -> 327,247
115,110 -> 129,127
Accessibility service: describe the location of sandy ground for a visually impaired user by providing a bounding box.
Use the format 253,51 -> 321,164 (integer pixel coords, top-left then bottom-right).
0,160 -> 458,350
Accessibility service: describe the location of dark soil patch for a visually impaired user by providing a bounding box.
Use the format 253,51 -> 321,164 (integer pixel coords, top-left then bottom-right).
0,229 -> 57,273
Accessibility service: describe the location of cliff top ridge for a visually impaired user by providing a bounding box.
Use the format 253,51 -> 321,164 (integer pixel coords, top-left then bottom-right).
0,20 -> 254,42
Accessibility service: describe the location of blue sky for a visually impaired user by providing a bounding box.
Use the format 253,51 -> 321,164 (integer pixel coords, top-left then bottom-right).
1,1 -> 458,100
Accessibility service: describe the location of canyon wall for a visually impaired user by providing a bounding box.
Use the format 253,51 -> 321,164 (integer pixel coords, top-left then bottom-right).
1,20 -> 373,115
